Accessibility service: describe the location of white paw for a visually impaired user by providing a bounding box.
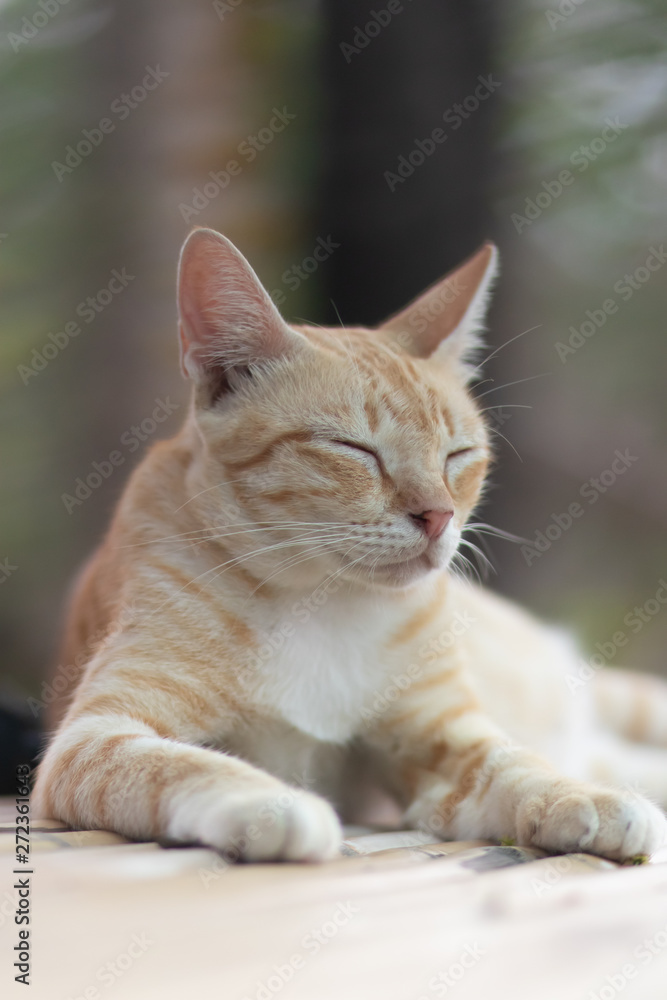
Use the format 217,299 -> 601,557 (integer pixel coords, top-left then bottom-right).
518,783 -> 667,861
169,785 -> 342,862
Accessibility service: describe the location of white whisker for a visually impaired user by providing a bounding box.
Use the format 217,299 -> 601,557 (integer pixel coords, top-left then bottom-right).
458,538 -> 495,579
480,404 -> 532,414
244,536 -> 361,597
488,426 -> 524,463
464,522 -> 528,545
151,531 -> 354,614
473,324 -> 542,372
121,521 -> 353,550
451,550 -> 483,586
475,373 -> 550,399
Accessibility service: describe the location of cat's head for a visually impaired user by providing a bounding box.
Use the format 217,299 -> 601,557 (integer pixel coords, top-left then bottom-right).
176,228 -> 497,591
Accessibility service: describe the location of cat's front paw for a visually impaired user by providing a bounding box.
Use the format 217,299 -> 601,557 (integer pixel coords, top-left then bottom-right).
170,785 -> 342,862
517,783 -> 667,862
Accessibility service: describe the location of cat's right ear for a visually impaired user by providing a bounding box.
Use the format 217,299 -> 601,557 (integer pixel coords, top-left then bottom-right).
177,228 -> 304,400
379,243 -> 499,376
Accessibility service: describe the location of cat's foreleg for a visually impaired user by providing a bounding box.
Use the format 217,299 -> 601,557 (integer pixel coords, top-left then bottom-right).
366,671 -> 667,861
33,711 -> 341,861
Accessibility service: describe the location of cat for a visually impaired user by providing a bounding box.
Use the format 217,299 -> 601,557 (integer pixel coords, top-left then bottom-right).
33,227 -> 667,863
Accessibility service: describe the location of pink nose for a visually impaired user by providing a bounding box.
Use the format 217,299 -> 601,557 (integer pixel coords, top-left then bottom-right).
412,509 -> 454,540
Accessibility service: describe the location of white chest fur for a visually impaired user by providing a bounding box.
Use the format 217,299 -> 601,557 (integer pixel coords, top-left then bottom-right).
248,589 -> 402,743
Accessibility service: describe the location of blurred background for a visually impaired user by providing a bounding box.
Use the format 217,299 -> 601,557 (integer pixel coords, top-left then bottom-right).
1,0 -> 666,776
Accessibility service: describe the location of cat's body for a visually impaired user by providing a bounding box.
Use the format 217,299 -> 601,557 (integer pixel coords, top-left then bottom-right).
34,229 -> 667,862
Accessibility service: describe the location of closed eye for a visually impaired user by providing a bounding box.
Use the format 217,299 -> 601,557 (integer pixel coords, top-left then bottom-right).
446,447 -> 475,462
331,439 -> 379,460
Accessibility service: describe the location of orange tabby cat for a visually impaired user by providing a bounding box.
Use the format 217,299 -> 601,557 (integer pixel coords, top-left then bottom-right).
34,228 -> 667,862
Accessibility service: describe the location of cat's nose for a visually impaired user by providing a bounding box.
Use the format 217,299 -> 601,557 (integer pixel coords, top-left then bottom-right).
411,509 -> 454,539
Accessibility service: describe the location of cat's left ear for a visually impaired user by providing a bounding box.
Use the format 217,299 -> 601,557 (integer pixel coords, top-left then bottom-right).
379,243 -> 498,374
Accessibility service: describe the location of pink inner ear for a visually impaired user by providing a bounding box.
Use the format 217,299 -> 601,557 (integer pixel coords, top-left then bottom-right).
177,229 -> 289,379
180,242 -> 234,351
178,322 -> 197,379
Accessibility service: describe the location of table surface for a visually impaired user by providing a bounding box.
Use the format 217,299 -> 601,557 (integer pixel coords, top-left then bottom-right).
2,799 -> 667,1000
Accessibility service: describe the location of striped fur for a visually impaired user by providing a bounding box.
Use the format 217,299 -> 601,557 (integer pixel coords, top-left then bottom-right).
34,229 -> 667,862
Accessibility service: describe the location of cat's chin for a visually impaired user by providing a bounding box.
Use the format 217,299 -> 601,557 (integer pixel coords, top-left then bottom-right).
352,553 -> 439,590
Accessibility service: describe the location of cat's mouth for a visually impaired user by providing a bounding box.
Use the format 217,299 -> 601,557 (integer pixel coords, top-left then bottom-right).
339,527 -> 461,588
